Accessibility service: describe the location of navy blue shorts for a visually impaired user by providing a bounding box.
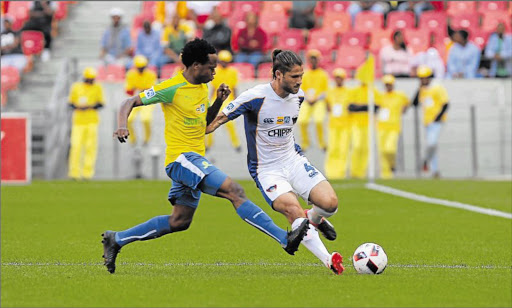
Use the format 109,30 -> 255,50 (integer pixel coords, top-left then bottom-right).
165,152 -> 228,208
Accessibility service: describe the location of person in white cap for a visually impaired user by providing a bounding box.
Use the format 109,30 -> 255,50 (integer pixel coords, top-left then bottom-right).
100,7 -> 132,67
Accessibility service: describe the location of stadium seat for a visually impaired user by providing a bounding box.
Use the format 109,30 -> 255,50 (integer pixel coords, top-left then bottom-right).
160,63 -> 183,79
1,66 -> 21,91
404,29 -> 431,54
447,1 -> 476,16
478,1 -> 508,13
321,12 -> 351,34
231,63 -> 255,80
275,29 -> 305,53
228,11 -> 248,35
450,13 -> 480,31
323,1 -> 351,13
1,89 -> 7,107
217,1 -> 232,17
354,12 -> 384,33
386,11 -> 415,30
133,13 -> 153,29
340,31 -> 368,49
20,31 -> 45,56
259,12 -> 287,38
369,29 -> 392,53
234,2 -> 261,14
433,43 -> 448,64
481,11 -> 512,33
257,62 -> 273,79
142,1 -> 156,17
54,2 -> 68,21
262,1 -> 292,15
469,29 -> 491,50
307,30 -> 337,55
7,1 -> 30,31
335,46 -> 366,70
96,64 -> 126,82
419,11 -> 448,37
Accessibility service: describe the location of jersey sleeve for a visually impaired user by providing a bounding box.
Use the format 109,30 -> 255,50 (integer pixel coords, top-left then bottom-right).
435,85 -> 449,104
139,80 -> 186,105
68,84 -> 78,104
222,89 -> 258,120
125,71 -> 135,91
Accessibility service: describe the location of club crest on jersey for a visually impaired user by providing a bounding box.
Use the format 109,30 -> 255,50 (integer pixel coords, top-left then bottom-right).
144,87 -> 156,99
196,104 -> 206,113
226,103 -> 235,111
284,116 -> 290,123
266,184 -> 277,192
276,117 -> 284,124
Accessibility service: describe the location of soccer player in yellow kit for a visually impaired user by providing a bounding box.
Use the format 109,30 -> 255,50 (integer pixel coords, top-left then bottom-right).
102,39 -> 309,274
205,50 -> 241,152
298,49 -> 329,151
125,55 -> 158,146
348,81 -> 380,179
377,75 -> 409,179
414,65 -> 449,178
68,67 -> 104,180
324,68 -> 352,179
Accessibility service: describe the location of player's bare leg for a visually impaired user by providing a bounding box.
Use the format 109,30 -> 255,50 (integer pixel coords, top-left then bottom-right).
307,180 -> 338,241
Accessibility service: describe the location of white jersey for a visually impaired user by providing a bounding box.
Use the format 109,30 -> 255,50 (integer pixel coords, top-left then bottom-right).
222,83 -> 305,178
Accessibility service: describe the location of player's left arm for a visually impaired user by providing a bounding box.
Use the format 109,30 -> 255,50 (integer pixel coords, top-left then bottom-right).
433,87 -> 449,122
206,83 -> 231,126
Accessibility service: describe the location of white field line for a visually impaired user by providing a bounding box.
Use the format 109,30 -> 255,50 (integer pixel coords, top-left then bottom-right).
2,262 -> 511,270
366,183 -> 512,220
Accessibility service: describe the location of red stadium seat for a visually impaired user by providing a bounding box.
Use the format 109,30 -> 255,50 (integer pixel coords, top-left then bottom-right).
469,29 -> 491,50
96,64 -> 126,82
20,31 -> 45,56
419,11 -> 447,37
54,2 -> 68,21
354,12 -> 384,34
262,1 -> 292,15
1,66 -> 21,91
275,29 -> 305,53
142,1 -> 156,17
478,1 -> 508,13
259,12 -> 287,38
386,11 -> 415,30
369,29 -> 392,53
7,1 -> 30,31
234,2 -> 261,14
216,1 -> 232,17
257,62 -> 273,79
160,63 -> 183,79
228,11 -> 248,34
231,63 -> 255,80
1,89 -> 7,107
133,13 -> 153,29
450,13 -> 480,31
340,31 -> 368,48
404,29 -> 430,54
335,46 -> 366,70
433,43 -> 448,64
447,1 -> 476,16
321,12 -> 351,34
307,30 -> 337,55
481,11 -> 512,33
324,1 -> 351,13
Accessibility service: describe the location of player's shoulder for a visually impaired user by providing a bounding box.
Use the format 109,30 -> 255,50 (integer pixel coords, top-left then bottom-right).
154,73 -> 187,91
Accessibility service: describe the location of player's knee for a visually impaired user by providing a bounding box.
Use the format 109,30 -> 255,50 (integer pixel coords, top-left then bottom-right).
229,181 -> 247,200
169,215 -> 192,232
322,194 -> 338,213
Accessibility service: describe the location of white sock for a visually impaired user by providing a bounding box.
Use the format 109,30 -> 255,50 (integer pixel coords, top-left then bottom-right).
307,205 -> 337,224
301,224 -> 331,267
291,217 -> 307,230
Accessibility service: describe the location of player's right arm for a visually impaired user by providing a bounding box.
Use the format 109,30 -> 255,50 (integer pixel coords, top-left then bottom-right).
113,95 -> 143,143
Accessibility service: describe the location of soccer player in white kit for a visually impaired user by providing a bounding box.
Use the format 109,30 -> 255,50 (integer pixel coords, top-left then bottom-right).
206,49 -> 344,275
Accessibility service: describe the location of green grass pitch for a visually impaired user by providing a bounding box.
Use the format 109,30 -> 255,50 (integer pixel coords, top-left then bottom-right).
1,179 -> 511,307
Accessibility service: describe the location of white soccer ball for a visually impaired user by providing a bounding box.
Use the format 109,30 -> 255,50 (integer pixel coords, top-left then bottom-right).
352,243 -> 388,274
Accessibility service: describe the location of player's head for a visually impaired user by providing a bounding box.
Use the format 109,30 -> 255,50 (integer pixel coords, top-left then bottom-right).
333,68 -> 346,87
133,55 -> 148,72
271,49 -> 303,94
82,67 -> 97,84
218,50 -> 232,68
417,65 -> 433,86
382,74 -> 395,92
307,49 -> 321,69
181,38 -> 218,84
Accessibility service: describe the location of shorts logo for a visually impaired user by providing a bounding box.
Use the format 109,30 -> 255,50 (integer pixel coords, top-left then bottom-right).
276,117 -> 284,124
226,103 -> 235,111
196,104 -> 206,113
202,161 -> 213,169
144,87 -> 156,99
266,184 -> 277,192
284,116 -> 290,124
263,118 -> 274,124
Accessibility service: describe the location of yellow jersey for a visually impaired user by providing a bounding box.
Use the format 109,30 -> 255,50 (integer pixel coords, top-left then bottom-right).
376,90 -> 409,131
326,85 -> 351,129
161,22 -> 194,45
125,68 -> 157,94
419,83 -> 449,125
211,66 -> 238,104
68,82 -> 105,125
348,85 -> 380,126
301,68 -> 329,102
139,72 -> 209,166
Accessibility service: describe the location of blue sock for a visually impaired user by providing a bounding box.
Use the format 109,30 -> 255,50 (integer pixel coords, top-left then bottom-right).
236,200 -> 288,247
115,215 -> 171,247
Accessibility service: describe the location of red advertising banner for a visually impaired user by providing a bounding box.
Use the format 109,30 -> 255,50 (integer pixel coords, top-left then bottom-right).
1,113 -> 31,184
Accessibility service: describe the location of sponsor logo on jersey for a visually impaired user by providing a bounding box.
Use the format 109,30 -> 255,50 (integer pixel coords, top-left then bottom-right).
184,117 -> 203,126
196,104 -> 206,113
263,118 -> 274,124
144,87 -> 156,99
266,184 -> 277,192
284,116 -> 290,123
268,128 -> 292,137
226,103 -> 235,111
276,117 -> 284,124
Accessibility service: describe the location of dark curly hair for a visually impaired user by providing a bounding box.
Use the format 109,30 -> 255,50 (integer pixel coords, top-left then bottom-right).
271,49 -> 303,79
181,38 -> 217,68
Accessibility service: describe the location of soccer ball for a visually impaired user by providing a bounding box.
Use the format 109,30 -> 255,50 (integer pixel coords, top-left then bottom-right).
352,243 -> 388,274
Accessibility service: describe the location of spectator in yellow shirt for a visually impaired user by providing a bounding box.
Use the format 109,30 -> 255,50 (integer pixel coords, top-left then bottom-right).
68,67 -> 105,180
377,75 -> 409,179
125,55 -> 158,146
298,49 -> 329,151
206,50 -> 241,152
324,68 -> 352,179
413,65 -> 449,178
